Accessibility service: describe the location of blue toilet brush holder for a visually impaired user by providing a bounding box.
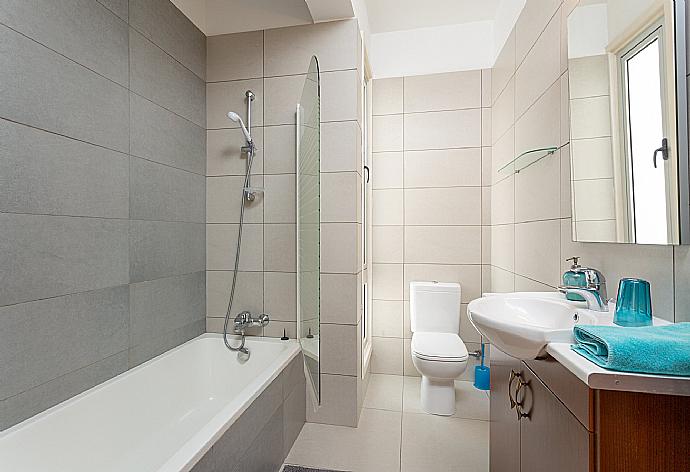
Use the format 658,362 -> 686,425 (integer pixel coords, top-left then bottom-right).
474,342 -> 490,391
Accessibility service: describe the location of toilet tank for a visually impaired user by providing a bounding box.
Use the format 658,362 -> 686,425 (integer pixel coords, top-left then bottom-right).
410,281 -> 461,334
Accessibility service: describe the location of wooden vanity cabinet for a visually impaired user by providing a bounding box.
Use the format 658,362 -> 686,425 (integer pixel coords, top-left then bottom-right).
490,349 -> 690,472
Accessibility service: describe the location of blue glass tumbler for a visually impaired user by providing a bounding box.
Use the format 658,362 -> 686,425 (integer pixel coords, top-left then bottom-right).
614,278 -> 653,327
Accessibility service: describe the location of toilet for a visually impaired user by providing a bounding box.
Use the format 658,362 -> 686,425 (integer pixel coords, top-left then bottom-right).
410,281 -> 468,416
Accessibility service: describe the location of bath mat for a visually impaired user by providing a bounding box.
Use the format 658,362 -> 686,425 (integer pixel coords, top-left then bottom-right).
282,466 -> 349,472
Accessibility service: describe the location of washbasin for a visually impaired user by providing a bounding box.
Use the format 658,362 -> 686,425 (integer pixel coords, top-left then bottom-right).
467,292 -> 607,359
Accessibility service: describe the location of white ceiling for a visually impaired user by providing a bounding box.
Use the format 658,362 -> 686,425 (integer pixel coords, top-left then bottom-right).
365,0 -> 502,33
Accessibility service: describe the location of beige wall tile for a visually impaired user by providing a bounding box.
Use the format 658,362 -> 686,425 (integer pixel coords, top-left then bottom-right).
207,78 -> 263,129
514,79 -> 560,156
514,150 -> 561,223
321,121 -> 360,172
404,109 -> 481,150
403,263 -> 481,303
372,263 -> 403,300
263,125 -> 295,174
571,137 -> 614,180
207,224 -> 263,271
264,19 -> 358,77
372,152 -> 403,189
373,300 -> 404,338
373,77 -> 403,115
560,144 -> 572,218
514,219 -> 561,287
264,320 -> 297,339
404,148 -> 481,188
482,187 -> 491,225
514,0 -> 561,65
373,189 -> 403,225
490,266 -> 515,293
491,78 -> 514,145
482,225 -> 491,265
514,12 -> 561,118
405,187 -> 481,225
373,226 -> 404,264
321,323 -> 358,376
263,74 -> 303,126
321,172 -> 358,223
372,114 -> 403,152
264,271 -> 296,321
568,55 -> 610,99
515,275 -> 555,292
371,337 -> 403,375
492,30 -> 516,105
207,175 -> 264,223
572,179 -> 616,221
321,223 -> 358,273
207,31 -> 263,82
404,226 -> 482,265
482,108 -> 492,147
264,174 -> 295,223
206,270 -> 263,316
460,303 -> 481,343
481,69 -> 492,108
321,273 -> 358,324
573,220 -> 617,242
321,69 -> 359,122
570,96 -> 611,139
491,126 -> 514,183
306,373 -> 358,427
207,127 -> 264,177
403,71 -> 481,113
560,73 -> 570,146
491,224 -> 515,272
490,175 -> 514,225
264,223 -> 296,272
482,147 -> 492,186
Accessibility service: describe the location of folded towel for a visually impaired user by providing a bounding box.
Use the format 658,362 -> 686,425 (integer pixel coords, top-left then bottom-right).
571,322 -> 690,376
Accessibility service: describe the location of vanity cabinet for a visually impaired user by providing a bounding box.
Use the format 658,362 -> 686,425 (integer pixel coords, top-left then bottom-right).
490,349 -> 690,472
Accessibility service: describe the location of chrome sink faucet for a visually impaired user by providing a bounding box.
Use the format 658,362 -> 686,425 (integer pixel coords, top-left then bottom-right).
558,267 -> 609,312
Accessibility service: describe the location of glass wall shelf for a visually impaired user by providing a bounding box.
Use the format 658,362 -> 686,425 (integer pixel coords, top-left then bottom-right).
497,146 -> 561,176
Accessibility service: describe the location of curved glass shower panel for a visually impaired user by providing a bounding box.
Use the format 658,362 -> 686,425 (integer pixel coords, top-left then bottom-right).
297,56 -> 321,403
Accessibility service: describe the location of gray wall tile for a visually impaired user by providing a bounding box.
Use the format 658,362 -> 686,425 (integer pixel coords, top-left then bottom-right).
130,220 -> 205,282
129,28 -> 205,127
130,93 -> 206,174
130,157 -> 206,223
0,214 -> 129,307
128,318 -> 204,367
0,0 -> 129,86
130,272 -> 205,347
0,351 -> 127,430
231,406 -> 284,472
129,0 -> 206,80
283,383 -> 306,458
96,0 -> 128,21
0,119 -> 129,218
0,286 -> 129,400
0,24 -> 129,152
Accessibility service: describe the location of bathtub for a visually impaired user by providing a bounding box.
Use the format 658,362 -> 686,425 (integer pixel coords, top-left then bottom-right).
0,334 -> 305,472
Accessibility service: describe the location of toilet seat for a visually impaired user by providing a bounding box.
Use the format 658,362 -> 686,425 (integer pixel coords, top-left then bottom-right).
411,332 -> 468,362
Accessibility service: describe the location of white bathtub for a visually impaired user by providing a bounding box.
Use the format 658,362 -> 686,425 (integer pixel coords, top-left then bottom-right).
0,334 -> 301,472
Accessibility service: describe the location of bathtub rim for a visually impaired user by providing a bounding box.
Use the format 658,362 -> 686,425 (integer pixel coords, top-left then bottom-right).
0,333 -> 301,472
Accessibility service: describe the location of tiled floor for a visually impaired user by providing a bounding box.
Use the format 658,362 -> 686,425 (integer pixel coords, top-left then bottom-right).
285,374 -> 490,472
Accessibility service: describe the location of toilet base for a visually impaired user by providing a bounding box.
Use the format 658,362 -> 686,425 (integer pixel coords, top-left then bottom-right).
420,376 -> 455,416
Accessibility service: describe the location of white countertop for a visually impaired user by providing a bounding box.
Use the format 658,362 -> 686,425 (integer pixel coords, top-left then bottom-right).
546,342 -> 690,397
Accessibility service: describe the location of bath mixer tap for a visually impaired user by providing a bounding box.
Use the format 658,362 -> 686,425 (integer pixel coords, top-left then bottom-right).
233,311 -> 270,332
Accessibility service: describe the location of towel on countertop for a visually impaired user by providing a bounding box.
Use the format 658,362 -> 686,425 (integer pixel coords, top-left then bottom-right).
571,322 -> 690,376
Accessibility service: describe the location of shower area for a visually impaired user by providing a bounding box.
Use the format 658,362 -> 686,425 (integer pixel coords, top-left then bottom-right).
205,20 -> 366,427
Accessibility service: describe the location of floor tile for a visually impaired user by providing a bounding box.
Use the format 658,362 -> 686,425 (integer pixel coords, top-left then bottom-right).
403,377 -> 489,421
286,408 -> 402,472
363,374 -> 403,412
400,413 -> 489,472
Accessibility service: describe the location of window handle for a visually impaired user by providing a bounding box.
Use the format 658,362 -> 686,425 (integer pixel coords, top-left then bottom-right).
653,137 -> 669,168
364,165 -> 370,183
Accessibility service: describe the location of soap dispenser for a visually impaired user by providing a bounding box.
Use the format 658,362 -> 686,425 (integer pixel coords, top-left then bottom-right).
563,257 -> 586,302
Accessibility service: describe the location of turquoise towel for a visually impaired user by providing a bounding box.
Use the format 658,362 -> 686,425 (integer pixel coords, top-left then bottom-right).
571,322 -> 690,376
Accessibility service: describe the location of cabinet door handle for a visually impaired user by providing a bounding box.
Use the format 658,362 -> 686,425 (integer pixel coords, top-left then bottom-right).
508,370 -> 520,409
515,378 -> 531,420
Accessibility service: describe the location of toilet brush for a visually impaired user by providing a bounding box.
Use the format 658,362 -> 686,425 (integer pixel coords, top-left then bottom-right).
473,337 -> 490,391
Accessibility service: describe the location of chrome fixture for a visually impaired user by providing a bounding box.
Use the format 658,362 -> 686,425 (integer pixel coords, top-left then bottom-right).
558,266 -> 608,312
222,90 -> 268,358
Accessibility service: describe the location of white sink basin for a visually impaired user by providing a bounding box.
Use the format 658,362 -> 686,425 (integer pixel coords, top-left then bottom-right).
467,292 -> 609,359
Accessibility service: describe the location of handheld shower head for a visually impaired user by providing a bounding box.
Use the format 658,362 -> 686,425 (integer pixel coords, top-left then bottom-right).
227,111 -> 252,144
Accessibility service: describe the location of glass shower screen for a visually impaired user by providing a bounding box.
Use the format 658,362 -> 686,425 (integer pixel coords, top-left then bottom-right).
297,56 -> 320,403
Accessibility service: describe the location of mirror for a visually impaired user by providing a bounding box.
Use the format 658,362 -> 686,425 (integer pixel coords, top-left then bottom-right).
297,56 -> 321,403
567,0 -> 689,244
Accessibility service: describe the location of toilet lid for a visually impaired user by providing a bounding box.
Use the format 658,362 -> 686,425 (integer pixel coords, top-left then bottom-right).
412,333 -> 468,361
